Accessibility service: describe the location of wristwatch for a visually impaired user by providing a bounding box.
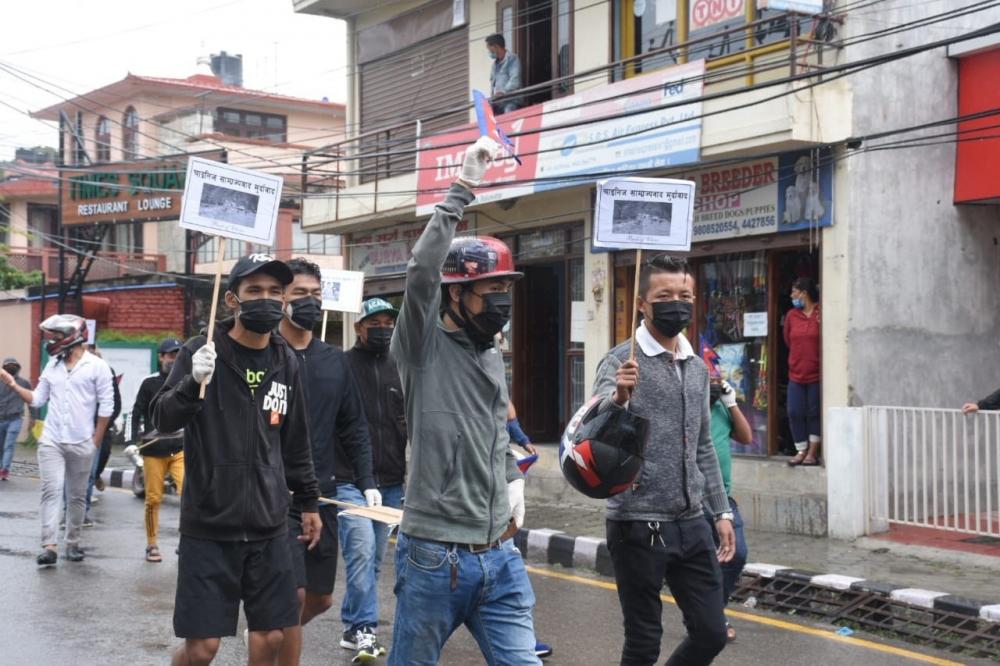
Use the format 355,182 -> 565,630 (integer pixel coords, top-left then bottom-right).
716,511 -> 735,522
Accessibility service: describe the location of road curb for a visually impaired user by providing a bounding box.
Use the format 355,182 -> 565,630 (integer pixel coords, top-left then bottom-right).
100,466 -> 135,490
514,526 -> 1000,624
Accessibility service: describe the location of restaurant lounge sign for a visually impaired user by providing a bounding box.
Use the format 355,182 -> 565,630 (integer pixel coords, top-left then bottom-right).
61,151 -> 223,226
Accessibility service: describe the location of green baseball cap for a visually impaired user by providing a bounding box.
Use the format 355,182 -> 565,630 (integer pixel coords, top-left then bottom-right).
359,297 -> 399,322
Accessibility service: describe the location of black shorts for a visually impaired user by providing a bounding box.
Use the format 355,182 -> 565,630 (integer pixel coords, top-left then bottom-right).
173,534 -> 299,639
288,504 -> 339,595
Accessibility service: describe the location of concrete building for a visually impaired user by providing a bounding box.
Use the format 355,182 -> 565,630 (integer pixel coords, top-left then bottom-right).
292,1 -> 1000,535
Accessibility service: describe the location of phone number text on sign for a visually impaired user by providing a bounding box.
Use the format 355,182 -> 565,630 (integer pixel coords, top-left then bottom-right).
690,0 -> 745,30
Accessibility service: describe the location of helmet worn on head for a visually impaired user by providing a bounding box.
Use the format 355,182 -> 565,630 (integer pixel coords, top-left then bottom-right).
559,396 -> 650,499
441,236 -> 523,284
40,314 -> 88,358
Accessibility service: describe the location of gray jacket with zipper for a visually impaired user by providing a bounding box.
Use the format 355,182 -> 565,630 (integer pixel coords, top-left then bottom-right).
593,336 -> 729,522
391,183 -> 519,545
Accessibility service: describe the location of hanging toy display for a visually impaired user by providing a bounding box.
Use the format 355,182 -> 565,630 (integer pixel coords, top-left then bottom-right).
753,346 -> 768,411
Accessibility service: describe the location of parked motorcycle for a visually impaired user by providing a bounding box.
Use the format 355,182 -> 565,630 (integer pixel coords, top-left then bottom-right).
123,429 -> 181,499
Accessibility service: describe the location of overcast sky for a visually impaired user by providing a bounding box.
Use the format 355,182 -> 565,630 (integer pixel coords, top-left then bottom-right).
0,0 -> 347,161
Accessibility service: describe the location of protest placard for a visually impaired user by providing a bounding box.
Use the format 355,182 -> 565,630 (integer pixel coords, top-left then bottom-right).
319,269 -> 365,339
594,177 -> 696,358
179,157 -> 283,397
179,157 -> 283,244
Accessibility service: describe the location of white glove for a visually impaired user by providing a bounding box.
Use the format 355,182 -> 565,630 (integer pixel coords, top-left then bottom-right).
507,478 -> 525,528
191,343 -> 217,384
458,136 -> 502,187
720,379 -> 738,409
364,488 -> 382,507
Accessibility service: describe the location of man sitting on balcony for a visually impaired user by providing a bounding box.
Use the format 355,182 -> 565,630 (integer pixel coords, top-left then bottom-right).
487,33 -> 522,115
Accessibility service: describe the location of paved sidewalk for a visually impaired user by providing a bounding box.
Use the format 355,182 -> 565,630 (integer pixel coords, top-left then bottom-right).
523,502 -> 1000,603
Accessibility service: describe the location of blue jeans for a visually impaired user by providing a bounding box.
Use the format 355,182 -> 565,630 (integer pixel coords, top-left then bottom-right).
335,483 -> 404,631
787,380 -> 821,449
388,533 -> 539,666
703,497 -> 748,601
0,417 -> 22,471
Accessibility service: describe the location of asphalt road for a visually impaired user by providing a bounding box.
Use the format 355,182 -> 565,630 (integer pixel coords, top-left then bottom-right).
0,473 -> 985,666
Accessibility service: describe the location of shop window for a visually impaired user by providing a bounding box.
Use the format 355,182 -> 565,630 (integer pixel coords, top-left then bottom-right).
95,116 -> 111,162
697,251 -> 770,456
27,204 -> 58,248
215,107 -> 287,143
73,111 -> 86,164
122,106 -> 139,160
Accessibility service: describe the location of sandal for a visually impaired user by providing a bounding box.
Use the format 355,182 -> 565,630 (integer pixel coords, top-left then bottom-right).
726,623 -> 737,642
145,545 -> 162,563
787,452 -> 807,466
801,457 -> 821,466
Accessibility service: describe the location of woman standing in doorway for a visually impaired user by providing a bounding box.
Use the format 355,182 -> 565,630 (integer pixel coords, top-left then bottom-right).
785,277 -> 821,466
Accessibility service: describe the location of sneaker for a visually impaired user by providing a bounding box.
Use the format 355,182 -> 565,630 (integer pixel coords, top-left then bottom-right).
372,637 -> 387,657
1,469 -> 9,480
340,629 -> 357,650
66,545 -> 85,562
82,517 -> 95,528
535,641 -> 553,658
352,629 -> 379,663
90,495 -> 100,505
36,549 -> 57,567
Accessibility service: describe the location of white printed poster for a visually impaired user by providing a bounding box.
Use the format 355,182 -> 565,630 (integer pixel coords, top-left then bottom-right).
320,269 -> 365,313
179,157 -> 283,245
594,177 -> 695,251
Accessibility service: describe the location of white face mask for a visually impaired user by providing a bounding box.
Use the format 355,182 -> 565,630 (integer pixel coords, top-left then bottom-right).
488,50 -> 498,60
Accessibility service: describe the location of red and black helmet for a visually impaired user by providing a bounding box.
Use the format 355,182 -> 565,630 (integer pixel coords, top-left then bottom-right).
559,396 -> 650,499
40,314 -> 88,357
441,236 -> 523,284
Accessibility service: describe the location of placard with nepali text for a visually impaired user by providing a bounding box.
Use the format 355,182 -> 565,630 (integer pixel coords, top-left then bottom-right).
593,177 -> 695,252
179,157 -> 283,245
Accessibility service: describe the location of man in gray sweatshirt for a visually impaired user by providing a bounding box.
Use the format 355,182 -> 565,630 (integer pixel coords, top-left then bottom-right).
387,136 -> 538,665
594,254 -> 735,666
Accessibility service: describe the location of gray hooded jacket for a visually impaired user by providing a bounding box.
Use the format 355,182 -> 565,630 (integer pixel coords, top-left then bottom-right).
593,327 -> 729,522
391,184 -> 519,544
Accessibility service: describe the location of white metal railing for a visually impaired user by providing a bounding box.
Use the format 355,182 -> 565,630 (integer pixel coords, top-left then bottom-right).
865,406 -> 1000,538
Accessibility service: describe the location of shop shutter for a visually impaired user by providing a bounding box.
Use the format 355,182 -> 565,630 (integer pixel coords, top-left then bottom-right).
358,27 -> 469,183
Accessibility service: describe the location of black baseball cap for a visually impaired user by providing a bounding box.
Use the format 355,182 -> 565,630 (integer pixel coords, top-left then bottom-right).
227,253 -> 294,292
157,338 -> 182,354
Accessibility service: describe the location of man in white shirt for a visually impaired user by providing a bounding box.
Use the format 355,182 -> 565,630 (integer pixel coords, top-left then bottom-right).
0,314 -> 114,566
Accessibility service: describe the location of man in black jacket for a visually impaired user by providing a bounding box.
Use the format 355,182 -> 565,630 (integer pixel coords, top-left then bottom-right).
339,297 -> 408,660
963,389 -> 1000,414
129,337 -> 184,563
276,257 -> 378,666
152,254 -> 321,666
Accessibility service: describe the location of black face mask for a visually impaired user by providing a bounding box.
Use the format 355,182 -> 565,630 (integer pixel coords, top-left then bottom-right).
709,383 -> 723,406
451,290 -> 512,346
3,366 -> 18,377
649,300 -> 692,338
286,296 -> 322,331
365,327 -> 393,352
236,296 -> 285,334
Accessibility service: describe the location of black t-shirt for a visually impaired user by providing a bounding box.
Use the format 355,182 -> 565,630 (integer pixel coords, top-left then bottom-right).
230,339 -> 273,395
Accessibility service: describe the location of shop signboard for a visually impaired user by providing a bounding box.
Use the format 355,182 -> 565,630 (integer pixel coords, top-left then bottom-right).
415,106 -> 542,216
350,219 -> 472,276
689,0 -> 746,31
683,157 -> 779,241
61,150 -> 224,226
535,60 -> 704,191
415,60 -> 704,213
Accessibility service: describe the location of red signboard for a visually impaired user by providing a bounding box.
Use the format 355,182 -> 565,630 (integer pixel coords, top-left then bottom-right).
416,105 -> 542,215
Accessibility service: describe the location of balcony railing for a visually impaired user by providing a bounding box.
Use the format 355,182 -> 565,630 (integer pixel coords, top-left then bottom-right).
301,8 -> 839,224
7,247 -> 167,283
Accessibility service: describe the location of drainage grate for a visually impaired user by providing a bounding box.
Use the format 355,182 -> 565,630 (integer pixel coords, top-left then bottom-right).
732,576 -> 1000,660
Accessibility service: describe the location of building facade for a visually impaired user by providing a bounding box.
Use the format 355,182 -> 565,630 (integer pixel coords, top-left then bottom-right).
294,0 -> 1000,533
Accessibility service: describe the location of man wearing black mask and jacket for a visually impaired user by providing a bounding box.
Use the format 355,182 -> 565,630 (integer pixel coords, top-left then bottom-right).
340,297 -> 407,659
276,257 -> 379,666
152,253 -> 321,666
